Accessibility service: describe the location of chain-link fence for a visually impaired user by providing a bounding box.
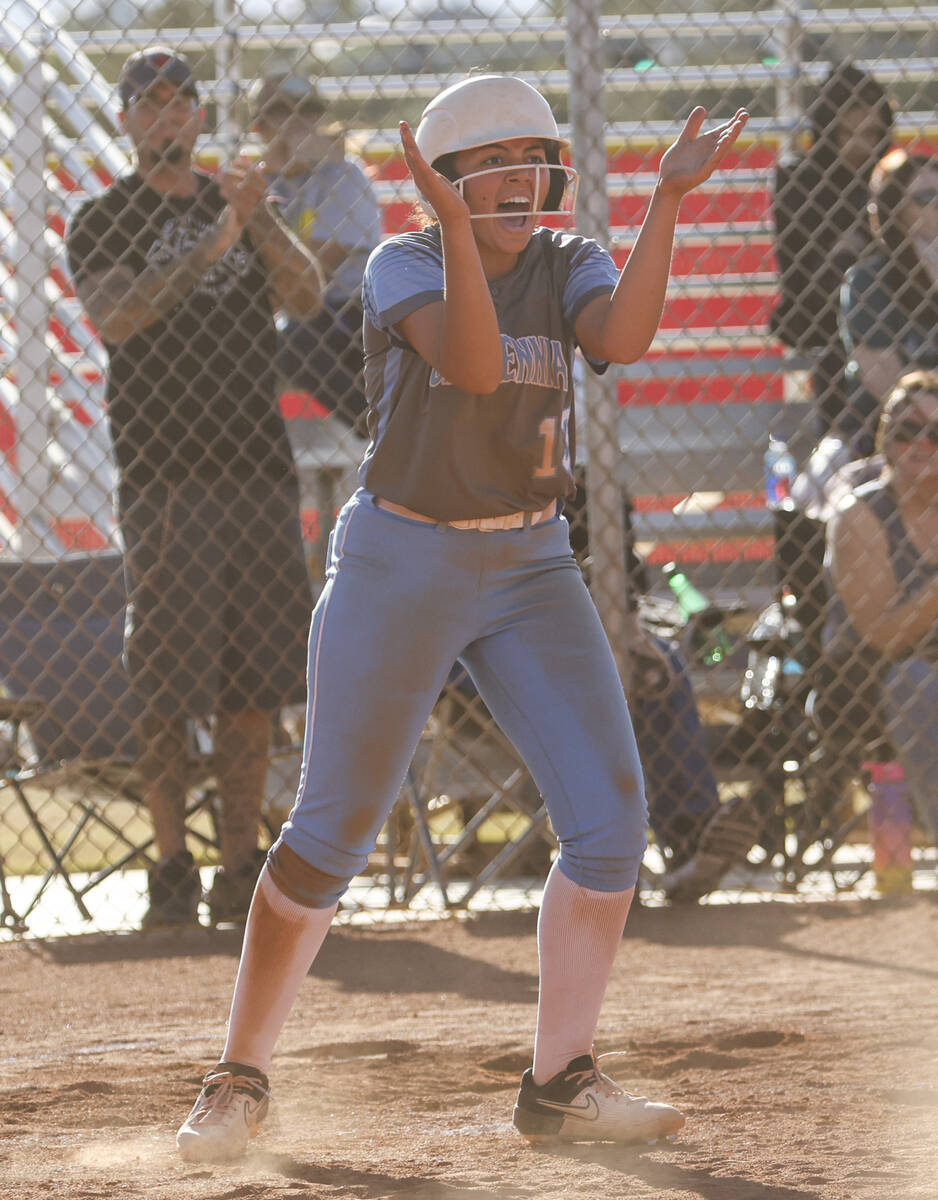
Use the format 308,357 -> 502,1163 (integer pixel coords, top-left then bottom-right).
1,0 -> 937,937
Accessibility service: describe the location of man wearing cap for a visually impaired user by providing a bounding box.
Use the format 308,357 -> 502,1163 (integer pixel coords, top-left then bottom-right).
66,48 -> 324,928
250,73 -> 382,432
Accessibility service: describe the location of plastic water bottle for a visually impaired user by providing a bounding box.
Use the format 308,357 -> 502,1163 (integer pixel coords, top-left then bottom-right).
764,436 -> 797,508
662,562 -> 733,667
864,761 -> 914,894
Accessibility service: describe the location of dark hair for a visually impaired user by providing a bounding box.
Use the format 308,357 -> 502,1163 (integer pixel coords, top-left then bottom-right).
807,62 -> 894,176
868,148 -> 938,336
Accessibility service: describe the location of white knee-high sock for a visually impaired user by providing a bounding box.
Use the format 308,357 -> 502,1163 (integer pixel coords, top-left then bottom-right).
222,866 -> 338,1074
532,860 -> 634,1085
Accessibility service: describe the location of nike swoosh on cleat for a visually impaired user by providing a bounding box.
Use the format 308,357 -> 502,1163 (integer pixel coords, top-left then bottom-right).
536,1094 -> 600,1122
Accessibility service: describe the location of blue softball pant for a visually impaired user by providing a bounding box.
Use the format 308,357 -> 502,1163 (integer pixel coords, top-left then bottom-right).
273,490 -> 648,899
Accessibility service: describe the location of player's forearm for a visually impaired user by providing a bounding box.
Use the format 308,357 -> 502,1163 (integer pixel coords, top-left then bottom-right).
81,218 -> 234,344
436,221 -> 503,393
599,186 -> 682,363
247,203 -> 324,319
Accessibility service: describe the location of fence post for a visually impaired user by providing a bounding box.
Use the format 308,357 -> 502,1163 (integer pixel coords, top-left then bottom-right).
9,47 -> 60,556
776,0 -> 804,160
213,0 -> 243,162
775,2 -> 809,406
564,0 -> 632,690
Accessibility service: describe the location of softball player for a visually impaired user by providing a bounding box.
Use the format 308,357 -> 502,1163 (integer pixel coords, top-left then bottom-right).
178,74 -> 748,1161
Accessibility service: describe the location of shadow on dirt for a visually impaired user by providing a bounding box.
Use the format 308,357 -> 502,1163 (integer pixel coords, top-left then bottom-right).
623,896 -> 938,981
532,1140 -> 828,1200
254,1142 -> 827,1200
22,923 -> 539,1003
255,1151 -> 533,1198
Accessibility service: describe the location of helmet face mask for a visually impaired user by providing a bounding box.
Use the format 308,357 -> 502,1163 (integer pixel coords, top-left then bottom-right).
454,162 -> 579,220
414,75 -> 578,220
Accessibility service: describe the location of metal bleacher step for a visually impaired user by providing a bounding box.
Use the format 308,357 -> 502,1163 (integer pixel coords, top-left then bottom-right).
619,400 -> 814,497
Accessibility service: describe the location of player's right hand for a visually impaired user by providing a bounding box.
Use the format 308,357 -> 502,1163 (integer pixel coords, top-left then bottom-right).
399,121 -> 471,225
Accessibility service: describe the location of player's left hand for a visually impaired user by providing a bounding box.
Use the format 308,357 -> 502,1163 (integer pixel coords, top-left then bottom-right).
657,107 -> 749,200
399,120 -> 471,226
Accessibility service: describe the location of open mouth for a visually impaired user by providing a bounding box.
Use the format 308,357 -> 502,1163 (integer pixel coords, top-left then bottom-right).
496,196 -> 534,229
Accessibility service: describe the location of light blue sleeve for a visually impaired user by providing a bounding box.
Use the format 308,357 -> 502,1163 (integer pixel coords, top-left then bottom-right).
560,236 -> 619,374
363,234 -> 444,331
563,238 -> 619,327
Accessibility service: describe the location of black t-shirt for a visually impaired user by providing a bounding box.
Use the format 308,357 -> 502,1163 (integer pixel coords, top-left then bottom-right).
66,171 -> 296,487
770,153 -> 875,352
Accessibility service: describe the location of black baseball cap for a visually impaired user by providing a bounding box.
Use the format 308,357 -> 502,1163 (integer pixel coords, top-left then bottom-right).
250,74 -> 326,122
119,48 -> 199,109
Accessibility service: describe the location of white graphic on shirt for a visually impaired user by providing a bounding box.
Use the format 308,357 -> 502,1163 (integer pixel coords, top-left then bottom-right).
429,334 -> 569,391
145,214 -> 251,299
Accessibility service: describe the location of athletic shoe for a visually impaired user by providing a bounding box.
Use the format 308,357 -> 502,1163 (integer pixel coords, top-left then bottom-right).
512,1053 -> 685,1144
206,849 -> 266,925
176,1062 -> 271,1162
141,851 -> 201,929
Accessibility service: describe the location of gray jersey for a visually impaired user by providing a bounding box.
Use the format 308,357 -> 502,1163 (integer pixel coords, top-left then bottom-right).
360,226 -> 619,520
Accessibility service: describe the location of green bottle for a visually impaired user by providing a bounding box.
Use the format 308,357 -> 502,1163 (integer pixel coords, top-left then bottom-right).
662,562 -> 733,666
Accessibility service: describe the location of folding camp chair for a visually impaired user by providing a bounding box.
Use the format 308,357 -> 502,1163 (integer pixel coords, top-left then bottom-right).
0,553 -> 218,929
714,504 -> 901,894
392,668 -> 555,909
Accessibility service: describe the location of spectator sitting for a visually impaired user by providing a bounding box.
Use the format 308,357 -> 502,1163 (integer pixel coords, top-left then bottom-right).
795,147 -> 938,557
819,370 -> 938,845
65,48 -> 319,927
770,62 -> 894,443
840,148 -> 938,459
250,73 -> 382,433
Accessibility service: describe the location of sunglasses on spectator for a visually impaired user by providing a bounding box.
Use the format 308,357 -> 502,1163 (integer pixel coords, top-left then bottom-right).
908,187 -> 938,206
890,417 -> 938,444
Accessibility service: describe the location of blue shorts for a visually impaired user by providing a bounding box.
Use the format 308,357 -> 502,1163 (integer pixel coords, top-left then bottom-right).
275,490 -> 647,893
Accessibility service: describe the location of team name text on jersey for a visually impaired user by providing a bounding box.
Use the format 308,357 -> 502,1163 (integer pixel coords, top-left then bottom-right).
429,334 -> 569,391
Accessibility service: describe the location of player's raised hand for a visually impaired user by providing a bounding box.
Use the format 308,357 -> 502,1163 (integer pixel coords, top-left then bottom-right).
399,120 -> 471,225
658,107 -> 749,200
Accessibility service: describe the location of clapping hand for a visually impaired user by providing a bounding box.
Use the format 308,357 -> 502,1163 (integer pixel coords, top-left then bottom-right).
658,107 -> 749,200
399,120 -> 471,225
215,155 -> 270,250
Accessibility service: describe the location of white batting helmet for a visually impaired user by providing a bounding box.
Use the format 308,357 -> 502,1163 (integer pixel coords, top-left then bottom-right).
414,75 -> 574,212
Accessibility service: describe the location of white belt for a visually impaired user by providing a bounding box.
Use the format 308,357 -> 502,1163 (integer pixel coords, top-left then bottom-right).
376,497 -> 556,531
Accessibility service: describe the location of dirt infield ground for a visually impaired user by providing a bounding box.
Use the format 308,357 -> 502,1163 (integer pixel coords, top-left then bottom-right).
1,897 -> 936,1200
